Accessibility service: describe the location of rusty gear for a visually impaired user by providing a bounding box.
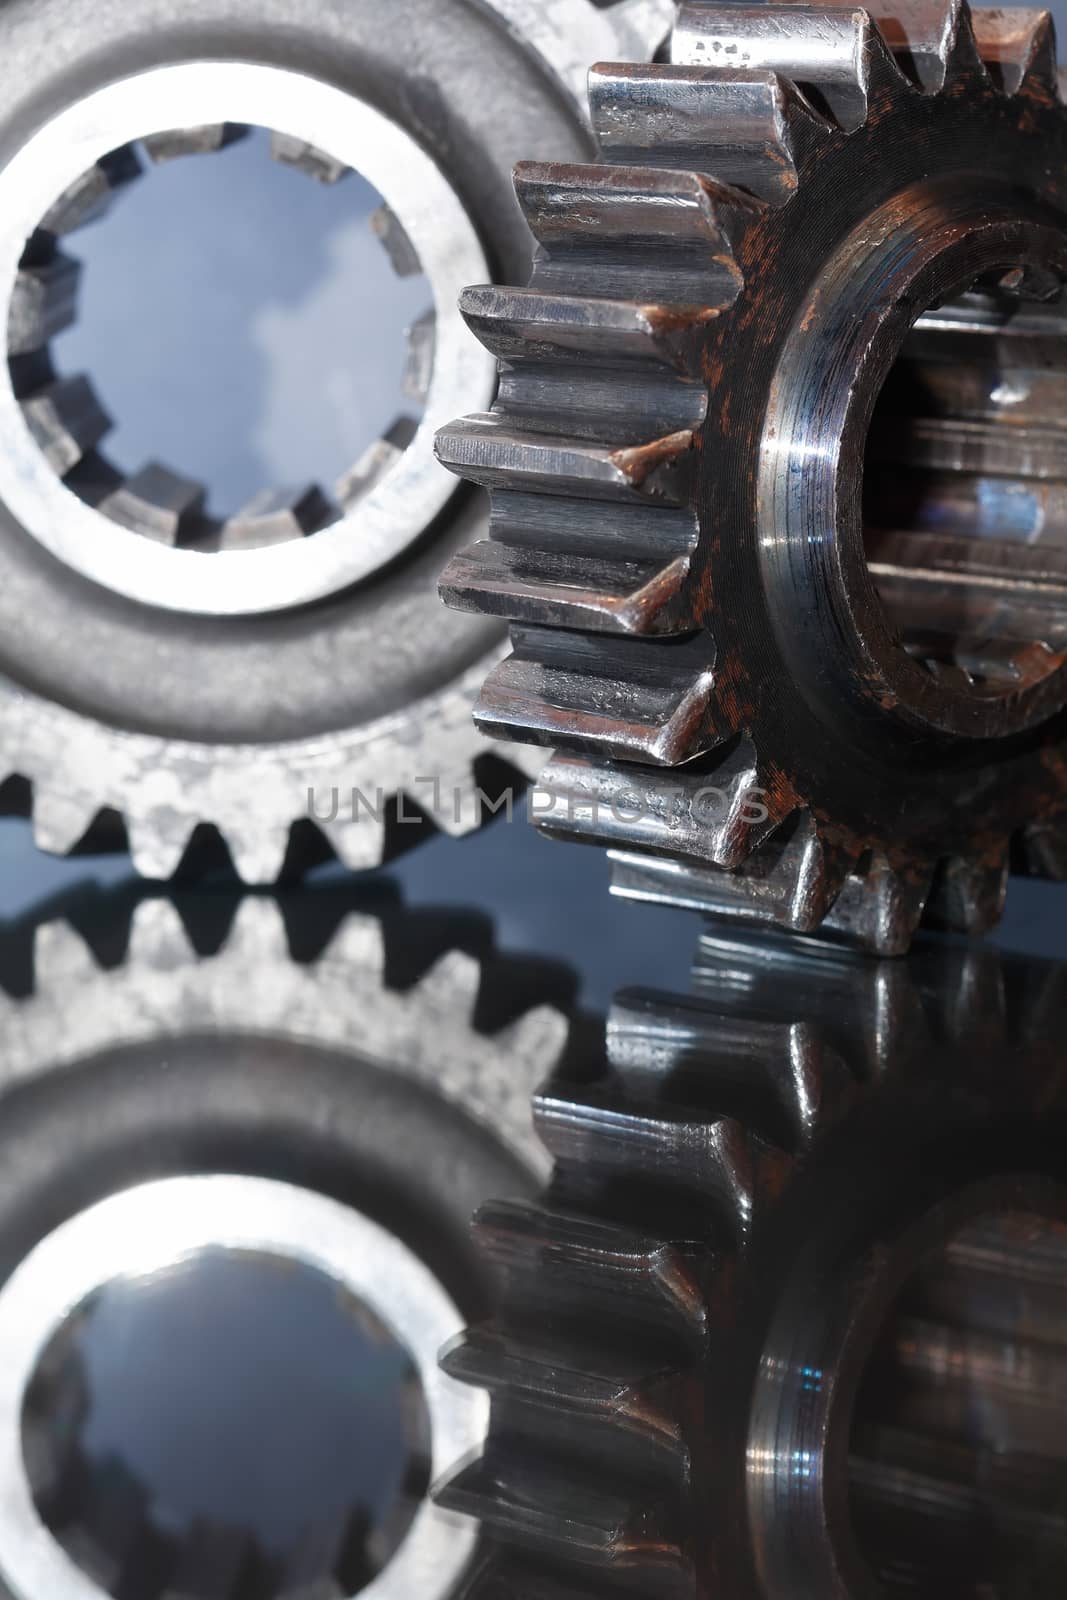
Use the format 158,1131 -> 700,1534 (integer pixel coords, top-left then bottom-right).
439,930 -> 1067,1598
438,0 -> 1067,954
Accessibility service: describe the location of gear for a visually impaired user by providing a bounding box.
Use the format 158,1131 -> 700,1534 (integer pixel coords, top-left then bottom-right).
0,0 -> 671,885
438,0 -> 1067,954
0,884 -> 570,1600
438,928 -> 1067,1599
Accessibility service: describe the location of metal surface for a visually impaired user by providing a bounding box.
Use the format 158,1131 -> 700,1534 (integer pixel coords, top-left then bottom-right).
0,0 -> 666,883
438,0 -> 1067,953
0,886 -> 569,1599
438,930 -> 1067,1598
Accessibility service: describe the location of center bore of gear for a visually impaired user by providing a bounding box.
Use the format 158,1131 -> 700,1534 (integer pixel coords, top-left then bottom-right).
12,125 -> 432,553
22,1248 -> 432,1600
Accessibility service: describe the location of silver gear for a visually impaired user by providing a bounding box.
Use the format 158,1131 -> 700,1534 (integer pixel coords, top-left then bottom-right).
0,887 -> 569,1600
0,0 -> 672,884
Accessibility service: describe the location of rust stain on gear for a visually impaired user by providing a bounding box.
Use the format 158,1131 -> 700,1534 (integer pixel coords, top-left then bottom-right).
438,0 -> 1067,954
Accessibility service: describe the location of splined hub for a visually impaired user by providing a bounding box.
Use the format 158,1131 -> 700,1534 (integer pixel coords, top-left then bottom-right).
438,0 -> 1067,954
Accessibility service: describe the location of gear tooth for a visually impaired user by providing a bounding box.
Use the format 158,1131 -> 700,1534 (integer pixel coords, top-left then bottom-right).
8,251 -> 79,356
607,813 -> 853,936
479,629 -> 720,765
18,374 -> 110,475
403,307 -> 436,406
221,823 -> 291,886
535,1084 -> 756,1241
459,284 -> 725,369
40,145 -> 142,235
223,898 -> 290,964
495,740 -> 549,784
671,4 -> 882,130
98,461 -> 206,546
607,986 -> 828,1152
607,0 -> 678,59
143,122 -> 248,163
414,950 -> 482,1018
923,851 -> 1010,935
317,814 -> 389,873
532,741 -> 782,867
436,1453 -> 691,1586
320,912 -> 387,978
441,1324 -> 685,1464
32,920 -> 99,985
823,854 -> 932,957
435,414 -> 694,503
514,161 -> 758,304
940,0 -> 991,84
472,1200 -> 710,1344
222,483 -> 335,548
589,63 -> 836,203
335,415 -> 419,508
127,816 -> 194,882
270,131 -> 349,184
494,1005 -> 570,1078
31,788 -> 95,856
971,7 -> 1059,99
1018,815 -> 1067,879
441,540 -> 694,636
125,898 -> 193,968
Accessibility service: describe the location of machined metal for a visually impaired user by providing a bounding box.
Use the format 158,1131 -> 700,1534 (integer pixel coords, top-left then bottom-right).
438,0 -> 1067,953
0,0 -> 671,883
439,929 -> 1067,1598
0,887 -> 569,1600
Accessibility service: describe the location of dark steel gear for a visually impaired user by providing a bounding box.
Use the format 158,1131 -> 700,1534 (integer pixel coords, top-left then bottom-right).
438,0 -> 1067,954
438,929 -> 1067,1599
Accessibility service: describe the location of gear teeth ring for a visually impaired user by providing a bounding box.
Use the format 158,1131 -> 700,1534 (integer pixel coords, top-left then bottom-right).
439,0 -> 1067,953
